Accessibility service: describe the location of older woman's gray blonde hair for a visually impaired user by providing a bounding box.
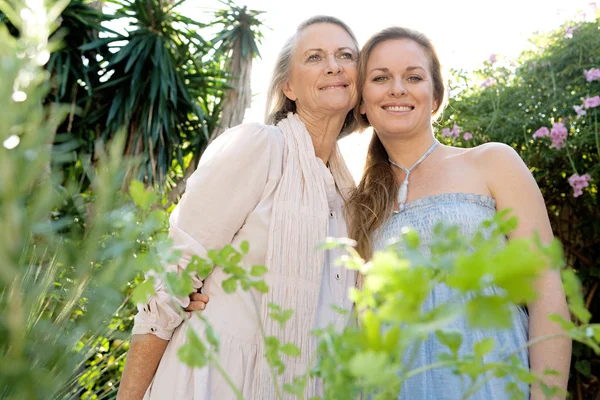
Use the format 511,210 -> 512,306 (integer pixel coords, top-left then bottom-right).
264,15 -> 360,136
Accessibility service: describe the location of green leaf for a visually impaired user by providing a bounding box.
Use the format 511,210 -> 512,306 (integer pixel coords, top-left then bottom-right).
280,343 -> 301,357
466,296 -> 512,329
435,329 -> 463,356
251,280 -> 269,293
205,323 -> 220,351
250,265 -> 268,277
131,278 -> 155,304
504,381 -> 526,400
178,329 -> 208,368
401,228 -> 420,250
490,238 -> 547,303
188,256 -> 214,280
166,271 -> 194,297
348,351 -> 390,385
222,277 -> 237,293
575,360 -> 591,377
561,269 -> 591,323
473,337 -> 495,359
547,314 -> 576,331
129,180 -> 157,210
240,241 -> 249,254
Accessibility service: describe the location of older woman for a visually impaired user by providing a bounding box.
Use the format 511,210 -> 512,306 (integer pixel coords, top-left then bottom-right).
117,16 -> 359,400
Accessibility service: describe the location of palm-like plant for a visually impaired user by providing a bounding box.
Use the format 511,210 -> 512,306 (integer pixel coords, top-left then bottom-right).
81,0 -> 221,187
165,1 -> 265,203
209,0 -> 264,140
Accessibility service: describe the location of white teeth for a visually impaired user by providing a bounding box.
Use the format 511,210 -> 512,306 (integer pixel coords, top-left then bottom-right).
384,106 -> 412,112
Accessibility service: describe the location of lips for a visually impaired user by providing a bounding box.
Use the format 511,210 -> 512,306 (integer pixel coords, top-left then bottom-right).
320,82 -> 348,90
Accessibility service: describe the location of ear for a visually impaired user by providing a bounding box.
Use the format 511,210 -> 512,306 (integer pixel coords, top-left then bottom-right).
432,99 -> 439,113
282,80 -> 297,101
359,102 -> 366,115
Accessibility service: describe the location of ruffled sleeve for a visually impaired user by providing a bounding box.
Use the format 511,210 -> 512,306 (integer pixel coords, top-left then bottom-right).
132,123 -> 282,340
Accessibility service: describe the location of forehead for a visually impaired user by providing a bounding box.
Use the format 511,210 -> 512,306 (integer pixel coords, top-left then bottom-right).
295,23 -> 356,53
367,39 -> 430,71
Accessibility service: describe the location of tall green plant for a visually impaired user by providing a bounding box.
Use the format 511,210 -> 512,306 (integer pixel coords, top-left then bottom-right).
0,1 -> 171,399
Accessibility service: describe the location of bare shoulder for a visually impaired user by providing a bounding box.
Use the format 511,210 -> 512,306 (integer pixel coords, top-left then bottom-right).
463,142 -> 523,168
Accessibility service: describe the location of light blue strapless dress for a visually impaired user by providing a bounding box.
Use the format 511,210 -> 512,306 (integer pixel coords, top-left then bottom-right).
374,193 -> 529,400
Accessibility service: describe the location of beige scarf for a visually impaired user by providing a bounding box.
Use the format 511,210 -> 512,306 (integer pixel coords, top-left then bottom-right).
251,113 -> 355,399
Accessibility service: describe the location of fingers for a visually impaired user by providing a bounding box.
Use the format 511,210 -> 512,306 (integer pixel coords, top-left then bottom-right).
190,293 -> 209,303
183,292 -> 209,315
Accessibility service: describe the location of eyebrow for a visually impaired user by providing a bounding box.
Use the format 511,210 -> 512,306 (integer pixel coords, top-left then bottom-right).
369,66 -> 426,74
303,47 -> 356,54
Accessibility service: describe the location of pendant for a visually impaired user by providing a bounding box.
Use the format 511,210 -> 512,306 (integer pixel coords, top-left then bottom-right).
395,181 -> 408,214
398,180 -> 408,204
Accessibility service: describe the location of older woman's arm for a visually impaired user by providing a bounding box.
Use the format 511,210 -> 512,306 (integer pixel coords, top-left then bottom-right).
116,123 -> 282,399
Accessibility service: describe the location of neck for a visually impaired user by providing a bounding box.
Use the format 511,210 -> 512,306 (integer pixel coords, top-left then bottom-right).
296,109 -> 346,164
383,127 -> 438,168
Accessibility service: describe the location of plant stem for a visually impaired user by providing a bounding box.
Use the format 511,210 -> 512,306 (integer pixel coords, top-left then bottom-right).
594,109 -> 600,159
565,144 -> 578,175
250,290 -> 284,400
460,373 -> 495,400
403,360 -> 456,380
503,332 -> 568,362
209,352 -> 245,400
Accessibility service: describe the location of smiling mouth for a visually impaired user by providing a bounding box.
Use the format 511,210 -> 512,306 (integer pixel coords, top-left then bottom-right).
382,105 -> 414,112
320,84 -> 349,90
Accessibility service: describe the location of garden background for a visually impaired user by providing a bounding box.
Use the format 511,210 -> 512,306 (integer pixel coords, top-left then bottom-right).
0,0 -> 598,398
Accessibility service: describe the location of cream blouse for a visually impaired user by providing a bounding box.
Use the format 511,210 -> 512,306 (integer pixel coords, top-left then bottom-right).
132,122 -> 356,399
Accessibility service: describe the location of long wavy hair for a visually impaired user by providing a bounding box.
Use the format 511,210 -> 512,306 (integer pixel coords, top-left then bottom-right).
347,27 -> 447,259
264,15 -> 360,136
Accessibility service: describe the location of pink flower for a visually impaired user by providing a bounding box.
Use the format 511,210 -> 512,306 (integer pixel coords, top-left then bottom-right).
574,105 -> 587,118
451,123 -> 461,138
480,77 -> 495,88
532,126 -> 550,139
442,127 -> 452,137
584,68 -> 600,82
568,173 -> 591,197
583,95 -> 600,109
489,54 -> 497,63
565,27 -> 574,39
528,61 -> 537,71
463,132 -> 473,140
550,122 -> 568,149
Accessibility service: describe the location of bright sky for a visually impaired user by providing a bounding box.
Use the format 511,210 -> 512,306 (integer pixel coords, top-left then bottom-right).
183,0 -> 596,179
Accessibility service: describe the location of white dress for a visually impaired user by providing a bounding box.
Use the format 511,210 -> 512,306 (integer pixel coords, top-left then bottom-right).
132,122 -> 356,399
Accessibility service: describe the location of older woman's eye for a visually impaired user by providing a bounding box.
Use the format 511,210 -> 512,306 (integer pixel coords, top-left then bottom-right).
307,54 -> 321,62
338,52 -> 355,60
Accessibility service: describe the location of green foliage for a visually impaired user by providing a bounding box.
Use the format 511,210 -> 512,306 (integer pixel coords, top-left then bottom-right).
0,2 -> 171,399
439,14 -> 600,396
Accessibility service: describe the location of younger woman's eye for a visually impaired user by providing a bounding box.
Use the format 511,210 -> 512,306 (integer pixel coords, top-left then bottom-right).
373,76 -> 388,82
408,75 -> 423,82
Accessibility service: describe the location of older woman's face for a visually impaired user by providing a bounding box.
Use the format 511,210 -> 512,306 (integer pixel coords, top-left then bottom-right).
283,23 -> 358,120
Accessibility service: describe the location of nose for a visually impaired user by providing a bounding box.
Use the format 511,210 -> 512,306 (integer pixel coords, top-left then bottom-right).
389,79 -> 406,97
325,54 -> 342,75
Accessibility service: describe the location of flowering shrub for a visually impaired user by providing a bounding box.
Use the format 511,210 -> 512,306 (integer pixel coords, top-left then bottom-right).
439,10 -> 600,397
